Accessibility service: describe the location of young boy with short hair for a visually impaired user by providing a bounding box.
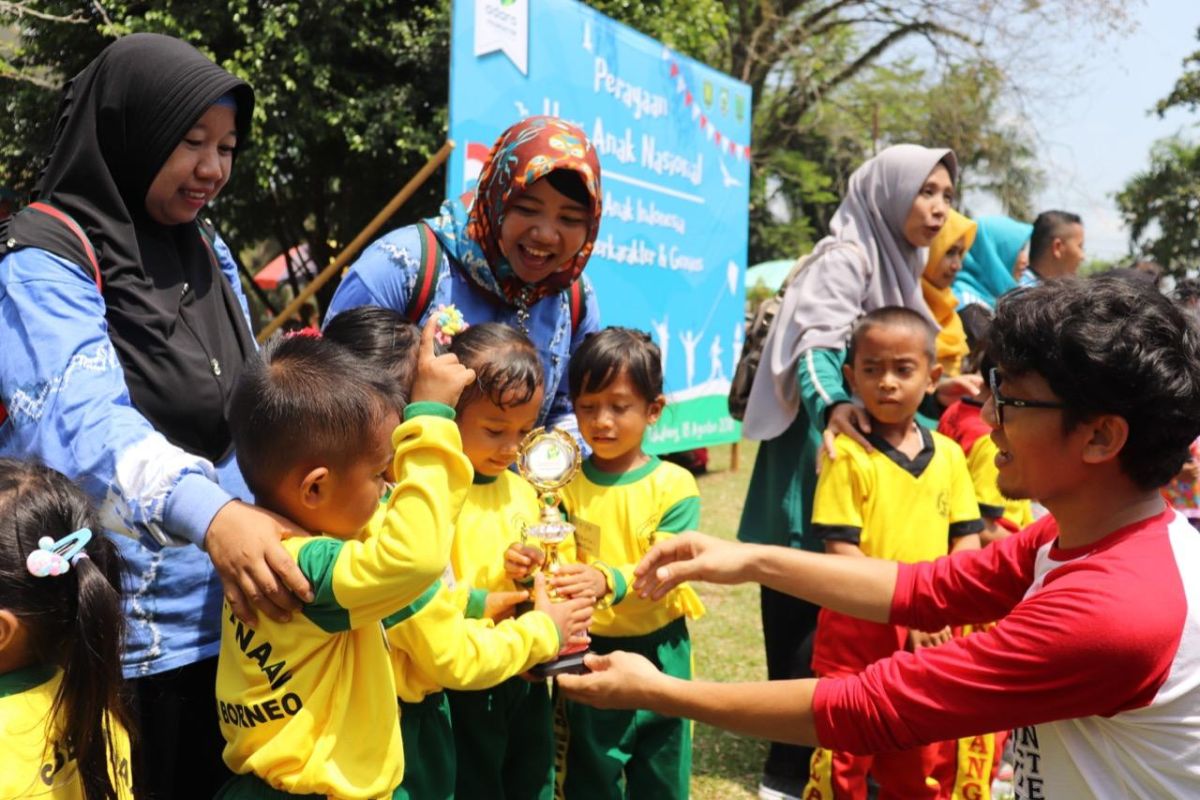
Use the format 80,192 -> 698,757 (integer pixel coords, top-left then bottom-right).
563,275 -> 1200,800
214,321 -> 475,799
805,306 -> 983,798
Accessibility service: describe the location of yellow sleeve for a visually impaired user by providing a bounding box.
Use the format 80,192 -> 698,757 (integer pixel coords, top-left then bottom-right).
387,584 -> 560,691
943,435 -> 985,537
811,436 -> 868,545
593,467 -> 700,608
965,435 -> 1008,519
297,408 -> 473,632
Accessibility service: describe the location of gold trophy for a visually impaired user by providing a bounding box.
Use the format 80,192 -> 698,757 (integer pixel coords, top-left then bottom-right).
517,427 -> 589,677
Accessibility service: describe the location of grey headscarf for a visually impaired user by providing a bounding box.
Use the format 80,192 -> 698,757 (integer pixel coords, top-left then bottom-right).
742,144 -> 958,440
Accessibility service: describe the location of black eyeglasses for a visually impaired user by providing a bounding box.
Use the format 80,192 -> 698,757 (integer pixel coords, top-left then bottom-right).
987,368 -> 1066,427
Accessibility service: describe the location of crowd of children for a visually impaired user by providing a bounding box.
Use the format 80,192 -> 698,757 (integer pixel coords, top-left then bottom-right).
4,199 -> 1200,800
0,306 -> 710,799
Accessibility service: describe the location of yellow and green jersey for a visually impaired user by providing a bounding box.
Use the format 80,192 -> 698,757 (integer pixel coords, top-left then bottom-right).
215,405 -> 471,799
386,580 -> 560,703
560,457 -> 705,637
448,471 -> 543,614
0,666 -> 133,799
389,470 -> 562,702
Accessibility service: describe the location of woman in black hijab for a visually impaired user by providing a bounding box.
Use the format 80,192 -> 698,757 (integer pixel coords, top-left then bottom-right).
0,33 -> 311,797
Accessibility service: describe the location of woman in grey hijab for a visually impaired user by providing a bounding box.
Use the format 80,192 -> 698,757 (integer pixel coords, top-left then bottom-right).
738,144 -> 964,798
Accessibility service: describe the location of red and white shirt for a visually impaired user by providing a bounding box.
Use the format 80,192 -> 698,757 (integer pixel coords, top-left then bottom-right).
813,508 -> 1200,799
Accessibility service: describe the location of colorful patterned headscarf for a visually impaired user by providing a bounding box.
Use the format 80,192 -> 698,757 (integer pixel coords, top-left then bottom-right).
426,116 -> 602,308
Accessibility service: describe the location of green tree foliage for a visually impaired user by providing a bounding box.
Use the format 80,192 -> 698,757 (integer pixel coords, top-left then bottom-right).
1115,137 -> 1200,274
1113,26 -> 1200,275
0,1 -> 1117,280
1156,25 -> 1200,114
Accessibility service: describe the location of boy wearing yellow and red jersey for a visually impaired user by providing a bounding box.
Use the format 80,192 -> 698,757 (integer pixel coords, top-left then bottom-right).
214,323 -> 474,799
805,307 -> 982,800
1,666 -> 134,799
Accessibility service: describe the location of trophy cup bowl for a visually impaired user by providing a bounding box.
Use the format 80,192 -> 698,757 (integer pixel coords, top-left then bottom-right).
517,427 -> 590,678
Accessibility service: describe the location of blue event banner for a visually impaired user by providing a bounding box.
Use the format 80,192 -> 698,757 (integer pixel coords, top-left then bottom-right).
450,0 -> 752,453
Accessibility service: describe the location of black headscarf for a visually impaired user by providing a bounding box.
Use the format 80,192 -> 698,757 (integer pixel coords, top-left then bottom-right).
23,33 -> 257,461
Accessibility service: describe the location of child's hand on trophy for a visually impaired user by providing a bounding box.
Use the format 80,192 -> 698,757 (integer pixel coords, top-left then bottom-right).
483,589 -> 530,622
552,563 -> 607,600
504,541 -> 545,581
532,574 -> 593,647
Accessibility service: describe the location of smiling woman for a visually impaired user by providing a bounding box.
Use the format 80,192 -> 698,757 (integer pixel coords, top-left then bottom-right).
0,33 -> 315,799
327,116 -> 605,442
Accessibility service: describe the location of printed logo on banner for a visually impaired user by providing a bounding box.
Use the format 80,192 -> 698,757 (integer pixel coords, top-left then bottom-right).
735,94 -> 746,122
474,0 -> 529,75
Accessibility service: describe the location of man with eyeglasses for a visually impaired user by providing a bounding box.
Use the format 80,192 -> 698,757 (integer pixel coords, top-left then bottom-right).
559,275 -> 1200,800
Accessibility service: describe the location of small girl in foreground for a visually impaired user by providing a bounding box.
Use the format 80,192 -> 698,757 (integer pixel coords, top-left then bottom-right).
445,321 -> 601,800
0,458 -> 134,800
558,326 -> 705,800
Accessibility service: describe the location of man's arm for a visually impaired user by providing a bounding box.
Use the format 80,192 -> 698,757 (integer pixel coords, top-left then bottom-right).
633,533 -> 898,623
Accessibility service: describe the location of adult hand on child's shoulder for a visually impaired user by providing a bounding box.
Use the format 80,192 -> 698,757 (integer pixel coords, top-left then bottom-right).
410,315 -> 476,408
935,373 -> 983,408
206,500 -> 315,626
823,402 -> 872,462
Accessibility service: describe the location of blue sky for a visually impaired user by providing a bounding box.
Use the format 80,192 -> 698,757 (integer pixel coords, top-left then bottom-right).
968,2 -> 1199,261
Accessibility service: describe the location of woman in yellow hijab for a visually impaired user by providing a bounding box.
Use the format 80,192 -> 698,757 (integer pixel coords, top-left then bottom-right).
922,209 -> 978,375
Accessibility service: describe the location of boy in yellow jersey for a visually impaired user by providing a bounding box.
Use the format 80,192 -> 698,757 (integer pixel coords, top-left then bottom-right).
804,306 -> 983,800
214,319 -> 475,799
541,327 -> 705,800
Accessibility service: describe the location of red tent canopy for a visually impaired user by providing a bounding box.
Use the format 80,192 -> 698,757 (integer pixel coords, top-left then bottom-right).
254,244 -> 317,290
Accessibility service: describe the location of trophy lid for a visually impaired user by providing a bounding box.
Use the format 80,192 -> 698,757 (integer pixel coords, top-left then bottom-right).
517,427 -> 581,493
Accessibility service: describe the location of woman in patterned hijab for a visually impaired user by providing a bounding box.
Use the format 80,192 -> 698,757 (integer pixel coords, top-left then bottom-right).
328,115 -> 604,429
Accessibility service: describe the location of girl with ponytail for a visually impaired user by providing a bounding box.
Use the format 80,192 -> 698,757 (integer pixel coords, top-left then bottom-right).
0,458 -> 134,800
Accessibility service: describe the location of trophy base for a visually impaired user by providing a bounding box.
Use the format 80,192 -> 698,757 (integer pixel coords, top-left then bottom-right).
529,649 -> 591,679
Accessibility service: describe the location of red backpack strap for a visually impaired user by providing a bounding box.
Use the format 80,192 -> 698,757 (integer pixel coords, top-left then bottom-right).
568,279 -> 584,335
405,223 -> 442,323
27,202 -> 102,291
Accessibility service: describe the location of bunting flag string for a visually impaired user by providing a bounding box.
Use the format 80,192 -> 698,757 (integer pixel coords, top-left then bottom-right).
662,48 -> 752,162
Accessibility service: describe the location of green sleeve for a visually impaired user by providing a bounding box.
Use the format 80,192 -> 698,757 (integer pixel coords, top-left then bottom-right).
659,496 -> 701,533
464,587 -> 489,620
296,539 -> 351,633
797,347 -> 851,428
382,580 -> 443,628
296,539 -> 445,633
404,401 -> 456,420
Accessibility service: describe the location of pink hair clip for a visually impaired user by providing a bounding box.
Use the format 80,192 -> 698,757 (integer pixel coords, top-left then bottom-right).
433,304 -> 468,346
26,528 -> 93,578
284,326 -> 322,339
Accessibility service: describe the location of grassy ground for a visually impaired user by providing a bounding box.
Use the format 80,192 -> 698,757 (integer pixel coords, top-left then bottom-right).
687,440 -> 766,800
